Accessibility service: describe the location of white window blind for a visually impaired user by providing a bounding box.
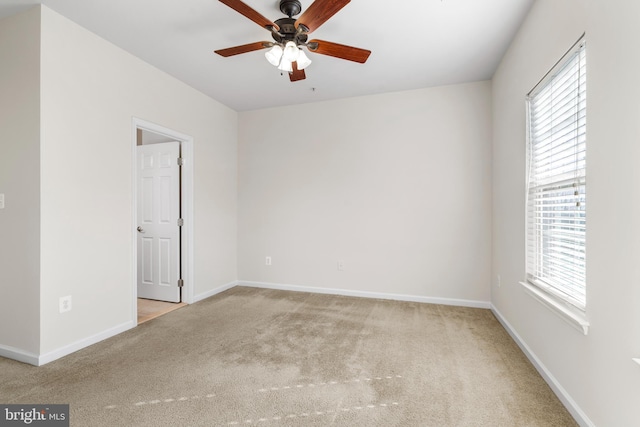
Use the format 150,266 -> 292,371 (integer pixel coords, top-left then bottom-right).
526,37 -> 586,310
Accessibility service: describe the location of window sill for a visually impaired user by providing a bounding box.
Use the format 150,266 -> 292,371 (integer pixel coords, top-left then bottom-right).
520,281 -> 590,335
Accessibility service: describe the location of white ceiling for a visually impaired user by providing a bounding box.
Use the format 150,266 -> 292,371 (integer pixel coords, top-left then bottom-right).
0,0 -> 534,111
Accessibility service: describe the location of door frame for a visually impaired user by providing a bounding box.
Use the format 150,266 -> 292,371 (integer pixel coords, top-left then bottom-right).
131,118 -> 194,322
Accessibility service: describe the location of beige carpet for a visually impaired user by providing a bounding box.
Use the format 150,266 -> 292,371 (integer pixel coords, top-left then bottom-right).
0,287 -> 577,426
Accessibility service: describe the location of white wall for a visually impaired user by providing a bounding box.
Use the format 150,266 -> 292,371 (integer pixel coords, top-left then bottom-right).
238,81 -> 492,305
492,0 -> 640,425
0,7 -> 41,358
38,6 -> 237,357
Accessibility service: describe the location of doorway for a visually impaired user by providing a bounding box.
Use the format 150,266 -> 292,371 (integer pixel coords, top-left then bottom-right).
132,118 -> 194,324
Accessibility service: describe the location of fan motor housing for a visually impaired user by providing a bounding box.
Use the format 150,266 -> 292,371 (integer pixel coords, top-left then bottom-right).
272,17 -> 308,44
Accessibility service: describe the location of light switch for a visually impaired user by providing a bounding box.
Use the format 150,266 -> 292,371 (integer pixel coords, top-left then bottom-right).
0,194 -> 4,209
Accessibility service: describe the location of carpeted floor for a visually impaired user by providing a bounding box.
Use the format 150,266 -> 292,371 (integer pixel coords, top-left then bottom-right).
0,287 -> 578,426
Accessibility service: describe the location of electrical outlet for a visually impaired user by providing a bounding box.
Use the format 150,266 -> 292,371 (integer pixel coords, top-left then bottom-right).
0,193 -> 4,209
337,261 -> 345,271
265,256 -> 272,266
497,275 -> 501,288
59,295 -> 72,313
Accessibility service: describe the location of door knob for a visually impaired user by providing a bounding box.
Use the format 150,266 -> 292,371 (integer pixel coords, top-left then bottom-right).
137,226 -> 144,233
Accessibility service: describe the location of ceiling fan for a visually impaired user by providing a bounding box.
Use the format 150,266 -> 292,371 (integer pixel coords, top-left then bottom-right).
214,0 -> 371,82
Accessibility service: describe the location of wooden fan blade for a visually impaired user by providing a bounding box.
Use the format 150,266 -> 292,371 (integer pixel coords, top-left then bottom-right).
289,61 -> 306,82
295,0 -> 350,33
218,0 -> 279,30
307,39 -> 371,63
214,41 -> 271,57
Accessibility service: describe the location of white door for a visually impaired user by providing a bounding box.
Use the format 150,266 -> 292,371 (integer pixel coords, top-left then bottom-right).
136,141 -> 181,302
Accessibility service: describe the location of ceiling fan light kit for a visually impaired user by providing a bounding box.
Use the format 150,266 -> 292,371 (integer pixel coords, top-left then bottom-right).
215,0 -> 371,82
267,41 -> 312,71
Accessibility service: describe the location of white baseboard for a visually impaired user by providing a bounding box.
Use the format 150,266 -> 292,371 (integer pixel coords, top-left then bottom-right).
491,305 -> 594,427
192,280 -> 238,303
0,344 -> 40,366
238,280 -> 491,309
37,320 -> 136,366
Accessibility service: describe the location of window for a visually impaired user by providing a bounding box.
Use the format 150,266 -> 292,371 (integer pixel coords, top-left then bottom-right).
526,37 -> 587,310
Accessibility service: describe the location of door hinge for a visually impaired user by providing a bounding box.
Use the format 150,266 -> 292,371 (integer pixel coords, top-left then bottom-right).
178,279 -> 184,288
177,157 -> 184,166
177,218 -> 184,227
